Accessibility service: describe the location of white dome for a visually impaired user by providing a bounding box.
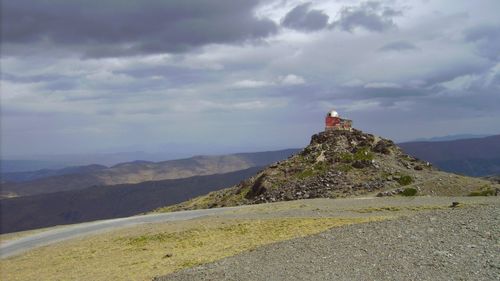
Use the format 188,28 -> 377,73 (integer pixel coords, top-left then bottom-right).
328,110 -> 339,117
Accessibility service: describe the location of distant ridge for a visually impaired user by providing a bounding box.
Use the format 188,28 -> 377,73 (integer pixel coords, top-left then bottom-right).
0,167 -> 262,233
1,149 -> 299,198
409,134 -> 491,142
399,135 -> 500,176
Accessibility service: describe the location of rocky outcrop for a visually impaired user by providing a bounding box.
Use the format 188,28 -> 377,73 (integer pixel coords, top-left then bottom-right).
232,129 -> 433,204
162,129 -> 497,212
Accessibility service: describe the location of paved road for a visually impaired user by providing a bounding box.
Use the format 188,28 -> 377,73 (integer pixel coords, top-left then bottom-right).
0,207 -> 235,259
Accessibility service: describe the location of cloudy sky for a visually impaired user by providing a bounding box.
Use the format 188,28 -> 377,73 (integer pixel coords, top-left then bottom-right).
1,0 -> 499,157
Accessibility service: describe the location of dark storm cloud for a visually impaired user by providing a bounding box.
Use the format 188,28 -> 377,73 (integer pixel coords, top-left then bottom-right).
378,40 -> 418,52
281,3 -> 329,32
1,0 -> 277,57
331,1 -> 402,32
464,24 -> 500,60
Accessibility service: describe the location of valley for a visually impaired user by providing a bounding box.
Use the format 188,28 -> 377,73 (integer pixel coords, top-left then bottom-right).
0,167 -> 262,233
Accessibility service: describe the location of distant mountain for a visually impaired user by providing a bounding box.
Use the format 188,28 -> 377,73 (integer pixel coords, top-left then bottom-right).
1,164 -> 107,183
399,135 -> 500,176
0,149 -> 299,198
0,160 -> 69,174
1,151 -> 189,172
0,167 -> 262,234
409,134 -> 491,142
161,129 -> 495,212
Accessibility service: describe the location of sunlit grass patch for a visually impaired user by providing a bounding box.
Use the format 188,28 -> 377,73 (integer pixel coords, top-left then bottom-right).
469,185 -> 496,196
119,217 -> 386,274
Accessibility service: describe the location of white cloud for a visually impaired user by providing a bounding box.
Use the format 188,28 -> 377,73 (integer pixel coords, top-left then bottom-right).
364,82 -> 401,88
232,79 -> 272,89
231,74 -> 306,89
279,74 -> 306,85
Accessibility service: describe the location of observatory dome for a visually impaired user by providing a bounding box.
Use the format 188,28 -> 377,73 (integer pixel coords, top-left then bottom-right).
328,110 -> 339,117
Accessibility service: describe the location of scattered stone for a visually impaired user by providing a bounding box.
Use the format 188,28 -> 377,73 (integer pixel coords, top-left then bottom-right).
372,139 -> 394,154
352,160 -> 371,169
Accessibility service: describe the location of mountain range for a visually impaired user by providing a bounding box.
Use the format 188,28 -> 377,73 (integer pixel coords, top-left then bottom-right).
1,149 -> 299,198
1,134 -> 499,234
399,135 -> 500,176
0,167 -> 262,233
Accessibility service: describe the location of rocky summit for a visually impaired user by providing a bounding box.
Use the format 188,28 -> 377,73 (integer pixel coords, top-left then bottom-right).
161,129 -> 498,211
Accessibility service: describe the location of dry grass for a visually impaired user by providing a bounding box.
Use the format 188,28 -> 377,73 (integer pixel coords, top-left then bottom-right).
0,216 -> 385,281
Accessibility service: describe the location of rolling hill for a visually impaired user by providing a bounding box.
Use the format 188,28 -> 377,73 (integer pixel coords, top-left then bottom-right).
0,164 -> 107,183
0,149 -> 299,198
0,167 -> 262,233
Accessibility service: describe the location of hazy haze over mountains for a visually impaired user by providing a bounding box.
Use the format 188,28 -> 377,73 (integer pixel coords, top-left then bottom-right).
408,134 -> 492,142
1,149 -> 299,197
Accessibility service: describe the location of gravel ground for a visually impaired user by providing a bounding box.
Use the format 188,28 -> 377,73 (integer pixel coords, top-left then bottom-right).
155,201 -> 500,281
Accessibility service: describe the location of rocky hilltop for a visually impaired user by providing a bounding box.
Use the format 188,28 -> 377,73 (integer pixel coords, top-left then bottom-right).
160,129 -> 498,211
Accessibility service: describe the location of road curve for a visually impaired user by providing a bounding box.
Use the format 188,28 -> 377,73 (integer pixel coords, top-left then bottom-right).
0,207 -> 237,259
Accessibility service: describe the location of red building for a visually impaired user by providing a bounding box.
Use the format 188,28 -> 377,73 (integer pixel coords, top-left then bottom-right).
325,110 -> 352,131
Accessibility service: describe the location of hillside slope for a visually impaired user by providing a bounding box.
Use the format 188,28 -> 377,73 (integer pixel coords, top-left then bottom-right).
0,167 -> 261,233
1,149 -> 299,197
399,135 -> 500,176
162,129 -> 497,211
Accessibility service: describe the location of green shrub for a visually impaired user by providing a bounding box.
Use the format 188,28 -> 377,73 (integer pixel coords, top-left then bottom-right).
336,163 -> 352,172
469,185 -> 496,196
339,152 -> 353,163
338,147 -> 374,163
353,147 -> 374,161
313,161 -> 329,174
295,162 -> 329,180
397,175 -> 413,186
401,187 -> 417,196
296,169 -> 314,180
